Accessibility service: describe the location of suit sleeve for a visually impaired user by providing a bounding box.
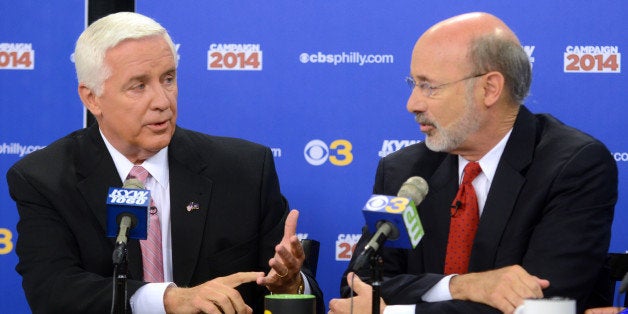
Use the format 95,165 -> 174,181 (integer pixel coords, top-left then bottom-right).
519,141 -> 617,313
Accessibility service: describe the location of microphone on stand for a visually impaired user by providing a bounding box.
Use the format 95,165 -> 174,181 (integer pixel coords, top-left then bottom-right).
349,176 -> 429,314
620,271 -> 628,294
106,178 -> 151,314
352,176 -> 429,271
107,178 -> 150,264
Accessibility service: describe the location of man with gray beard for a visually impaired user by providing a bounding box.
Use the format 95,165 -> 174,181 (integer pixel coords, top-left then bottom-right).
329,12 -> 617,314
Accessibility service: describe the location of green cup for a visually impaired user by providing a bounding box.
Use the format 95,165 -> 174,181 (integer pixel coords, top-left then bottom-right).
264,294 -> 316,314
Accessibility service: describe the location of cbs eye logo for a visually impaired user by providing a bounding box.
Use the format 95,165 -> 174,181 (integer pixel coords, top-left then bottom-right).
366,195 -> 411,213
304,139 -> 353,166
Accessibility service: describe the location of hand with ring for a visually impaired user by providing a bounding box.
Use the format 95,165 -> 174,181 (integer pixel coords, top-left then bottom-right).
276,269 -> 288,278
257,209 -> 306,294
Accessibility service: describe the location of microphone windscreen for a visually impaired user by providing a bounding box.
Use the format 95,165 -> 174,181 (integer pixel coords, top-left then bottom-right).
123,178 -> 145,190
620,272 -> 628,293
397,176 -> 428,205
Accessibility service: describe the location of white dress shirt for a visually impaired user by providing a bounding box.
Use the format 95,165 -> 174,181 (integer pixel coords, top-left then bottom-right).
101,131 -> 311,313
101,132 -> 172,313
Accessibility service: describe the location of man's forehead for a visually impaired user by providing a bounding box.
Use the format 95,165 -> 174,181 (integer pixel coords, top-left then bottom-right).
413,33 -> 471,64
105,38 -> 174,67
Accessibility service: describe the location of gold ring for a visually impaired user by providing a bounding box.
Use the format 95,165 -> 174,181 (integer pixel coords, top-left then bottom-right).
276,270 -> 288,278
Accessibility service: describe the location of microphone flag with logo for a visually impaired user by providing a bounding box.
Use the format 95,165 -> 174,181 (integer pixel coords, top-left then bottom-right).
106,178 -> 150,242
352,177 -> 428,271
362,176 -> 428,249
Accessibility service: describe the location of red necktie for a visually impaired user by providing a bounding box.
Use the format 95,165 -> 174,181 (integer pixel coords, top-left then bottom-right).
444,162 -> 482,275
127,165 -> 164,282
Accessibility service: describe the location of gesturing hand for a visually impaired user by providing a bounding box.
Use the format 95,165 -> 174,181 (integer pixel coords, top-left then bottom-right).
584,307 -> 626,314
257,209 -> 306,294
164,271 -> 262,314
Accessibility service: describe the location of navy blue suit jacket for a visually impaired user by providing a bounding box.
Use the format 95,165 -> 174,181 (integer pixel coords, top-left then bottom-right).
342,106 -> 617,314
8,124 -> 323,313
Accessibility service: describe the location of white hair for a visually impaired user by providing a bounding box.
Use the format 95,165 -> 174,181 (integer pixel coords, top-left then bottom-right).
74,12 -> 177,96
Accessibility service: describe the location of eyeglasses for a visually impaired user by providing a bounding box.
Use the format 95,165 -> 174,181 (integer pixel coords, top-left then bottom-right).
405,73 -> 487,98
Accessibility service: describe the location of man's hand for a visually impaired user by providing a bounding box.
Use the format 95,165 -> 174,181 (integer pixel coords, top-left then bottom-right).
163,272 -> 262,314
257,209 -> 306,294
450,265 -> 550,314
585,307 -> 626,314
328,272 -> 386,314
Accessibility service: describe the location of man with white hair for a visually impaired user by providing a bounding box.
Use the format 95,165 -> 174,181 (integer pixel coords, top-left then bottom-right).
7,12 -> 323,313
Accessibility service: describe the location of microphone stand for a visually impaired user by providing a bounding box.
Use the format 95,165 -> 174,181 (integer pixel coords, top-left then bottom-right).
370,254 -> 384,314
111,242 -> 128,314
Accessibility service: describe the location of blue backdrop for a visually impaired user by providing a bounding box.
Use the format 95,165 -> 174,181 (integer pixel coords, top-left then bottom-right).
1,1 -> 626,312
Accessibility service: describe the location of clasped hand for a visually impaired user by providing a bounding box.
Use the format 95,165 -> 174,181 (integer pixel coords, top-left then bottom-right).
450,265 -> 550,314
328,265 -> 549,314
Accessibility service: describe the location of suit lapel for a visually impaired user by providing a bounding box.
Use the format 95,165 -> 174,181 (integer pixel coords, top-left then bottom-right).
168,129 -> 212,286
421,155 -> 459,271
469,106 -> 536,271
75,125 -> 143,280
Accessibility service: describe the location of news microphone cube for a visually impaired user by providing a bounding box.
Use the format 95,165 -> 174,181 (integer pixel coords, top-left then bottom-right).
363,194 -> 424,249
106,187 -> 150,240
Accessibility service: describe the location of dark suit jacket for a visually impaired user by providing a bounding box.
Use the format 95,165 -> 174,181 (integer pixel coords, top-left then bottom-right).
7,124 -> 323,313
342,106 -> 617,314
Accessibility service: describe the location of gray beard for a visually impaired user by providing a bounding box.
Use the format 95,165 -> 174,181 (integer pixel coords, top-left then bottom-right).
421,89 -> 481,152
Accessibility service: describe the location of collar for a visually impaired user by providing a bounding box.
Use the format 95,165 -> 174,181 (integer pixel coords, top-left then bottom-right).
100,130 -> 170,190
458,128 -> 513,182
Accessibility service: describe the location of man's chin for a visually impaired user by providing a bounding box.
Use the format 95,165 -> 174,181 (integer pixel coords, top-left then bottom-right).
144,136 -> 172,152
424,136 -> 450,153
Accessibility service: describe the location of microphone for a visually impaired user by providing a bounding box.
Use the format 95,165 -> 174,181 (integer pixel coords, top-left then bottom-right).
106,178 -> 150,249
620,271 -> 628,294
352,176 -> 429,270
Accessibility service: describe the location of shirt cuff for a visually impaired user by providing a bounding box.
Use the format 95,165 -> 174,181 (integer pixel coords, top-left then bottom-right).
301,272 -> 312,294
130,282 -> 176,314
384,304 -> 416,314
421,274 -> 455,302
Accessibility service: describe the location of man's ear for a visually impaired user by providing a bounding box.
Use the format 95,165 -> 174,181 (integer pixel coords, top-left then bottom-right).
482,71 -> 505,107
78,84 -> 101,117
